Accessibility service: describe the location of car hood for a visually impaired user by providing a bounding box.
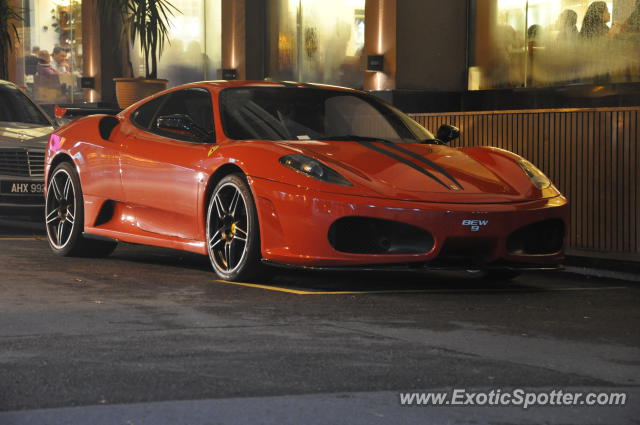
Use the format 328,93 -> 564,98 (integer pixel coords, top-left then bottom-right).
274,140 -> 541,203
0,122 -> 54,150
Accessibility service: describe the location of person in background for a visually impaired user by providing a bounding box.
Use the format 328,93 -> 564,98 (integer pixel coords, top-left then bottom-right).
527,24 -> 543,42
621,0 -> 640,33
489,23 -> 521,88
25,46 -> 40,76
51,47 -> 70,73
33,50 -> 62,103
36,50 -> 57,79
580,1 -> 611,39
556,9 -> 579,41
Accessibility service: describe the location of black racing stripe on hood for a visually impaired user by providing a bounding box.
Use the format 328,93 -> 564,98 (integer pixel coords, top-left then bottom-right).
356,141 -> 452,190
379,141 -> 464,190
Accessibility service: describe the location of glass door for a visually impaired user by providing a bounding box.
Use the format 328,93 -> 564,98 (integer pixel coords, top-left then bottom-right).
21,0 -> 83,104
267,0 -> 365,88
129,0 -> 221,87
469,0 -> 640,90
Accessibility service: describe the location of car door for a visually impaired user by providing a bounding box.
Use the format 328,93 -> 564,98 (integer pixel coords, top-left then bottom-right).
119,88 -> 215,241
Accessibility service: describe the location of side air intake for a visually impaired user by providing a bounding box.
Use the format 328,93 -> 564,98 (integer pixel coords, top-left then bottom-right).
99,116 -> 120,141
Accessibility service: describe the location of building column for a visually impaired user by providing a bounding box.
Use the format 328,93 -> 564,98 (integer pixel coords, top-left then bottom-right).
394,0 -> 468,92
473,0 -> 497,90
82,0 -> 101,102
7,0 -> 22,86
221,0 -> 246,80
363,0 -> 397,91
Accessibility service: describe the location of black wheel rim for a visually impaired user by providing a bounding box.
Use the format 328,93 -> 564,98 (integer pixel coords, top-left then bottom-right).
207,182 -> 249,274
45,168 -> 76,249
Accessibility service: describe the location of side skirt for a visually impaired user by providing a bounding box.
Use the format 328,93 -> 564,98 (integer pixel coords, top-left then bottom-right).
83,227 -> 207,255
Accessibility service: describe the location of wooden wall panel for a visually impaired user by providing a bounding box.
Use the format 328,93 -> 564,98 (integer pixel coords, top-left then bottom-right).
410,108 -> 640,260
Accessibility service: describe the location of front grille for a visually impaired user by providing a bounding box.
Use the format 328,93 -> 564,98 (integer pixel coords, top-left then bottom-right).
27,151 -> 45,176
0,150 -> 45,177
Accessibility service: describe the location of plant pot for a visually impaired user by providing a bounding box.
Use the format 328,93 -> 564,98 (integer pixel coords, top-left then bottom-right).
114,78 -> 169,109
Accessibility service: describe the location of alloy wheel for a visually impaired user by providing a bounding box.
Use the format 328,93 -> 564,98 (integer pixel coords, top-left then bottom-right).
207,182 -> 249,275
45,168 -> 76,249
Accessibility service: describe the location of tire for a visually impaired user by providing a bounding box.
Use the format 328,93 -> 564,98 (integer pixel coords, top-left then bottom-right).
45,162 -> 117,257
206,174 -> 265,281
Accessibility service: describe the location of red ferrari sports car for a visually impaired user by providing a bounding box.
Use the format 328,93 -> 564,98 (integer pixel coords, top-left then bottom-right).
45,81 -> 568,281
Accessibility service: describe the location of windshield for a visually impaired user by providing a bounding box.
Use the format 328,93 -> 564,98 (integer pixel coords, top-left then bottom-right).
0,84 -> 52,126
219,87 -> 434,142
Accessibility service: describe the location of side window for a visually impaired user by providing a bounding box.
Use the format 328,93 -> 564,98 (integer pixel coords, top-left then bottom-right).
152,88 -> 214,142
131,95 -> 168,129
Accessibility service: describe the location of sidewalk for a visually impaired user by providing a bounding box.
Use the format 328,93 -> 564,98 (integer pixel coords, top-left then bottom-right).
564,256 -> 640,283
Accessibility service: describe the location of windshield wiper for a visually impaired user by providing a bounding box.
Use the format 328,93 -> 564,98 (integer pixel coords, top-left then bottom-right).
318,135 -> 439,144
416,138 -> 441,145
317,135 -> 396,143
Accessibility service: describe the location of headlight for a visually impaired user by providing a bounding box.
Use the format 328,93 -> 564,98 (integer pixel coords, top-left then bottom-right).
279,154 -> 352,186
518,159 -> 551,189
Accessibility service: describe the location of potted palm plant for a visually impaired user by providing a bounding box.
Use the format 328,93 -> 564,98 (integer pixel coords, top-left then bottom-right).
0,0 -> 21,81
98,0 -> 179,108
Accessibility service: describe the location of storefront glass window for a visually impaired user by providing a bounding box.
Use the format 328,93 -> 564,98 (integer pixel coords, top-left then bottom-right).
267,0 -> 365,88
469,0 -> 640,90
19,0 -> 83,104
131,0 -> 221,87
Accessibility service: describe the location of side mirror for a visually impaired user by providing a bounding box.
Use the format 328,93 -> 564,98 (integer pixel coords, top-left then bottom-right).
436,124 -> 460,144
157,114 -> 211,142
53,105 -> 68,128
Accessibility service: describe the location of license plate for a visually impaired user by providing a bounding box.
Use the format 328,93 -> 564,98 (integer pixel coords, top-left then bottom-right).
0,181 -> 44,194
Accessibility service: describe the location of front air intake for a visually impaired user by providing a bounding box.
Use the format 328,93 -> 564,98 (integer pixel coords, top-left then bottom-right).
507,219 -> 565,255
328,217 -> 434,255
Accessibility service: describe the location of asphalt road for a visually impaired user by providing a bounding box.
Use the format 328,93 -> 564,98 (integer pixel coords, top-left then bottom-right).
0,217 -> 638,425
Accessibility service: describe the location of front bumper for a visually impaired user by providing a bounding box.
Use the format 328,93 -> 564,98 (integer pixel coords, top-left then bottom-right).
0,146 -> 46,215
250,177 -> 569,268
0,174 -> 45,215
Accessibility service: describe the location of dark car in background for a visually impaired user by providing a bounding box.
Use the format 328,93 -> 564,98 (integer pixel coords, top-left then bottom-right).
0,80 -> 56,218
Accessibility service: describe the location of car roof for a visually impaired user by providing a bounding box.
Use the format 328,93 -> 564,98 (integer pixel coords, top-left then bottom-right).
182,80 -> 364,94
121,80 -> 368,113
